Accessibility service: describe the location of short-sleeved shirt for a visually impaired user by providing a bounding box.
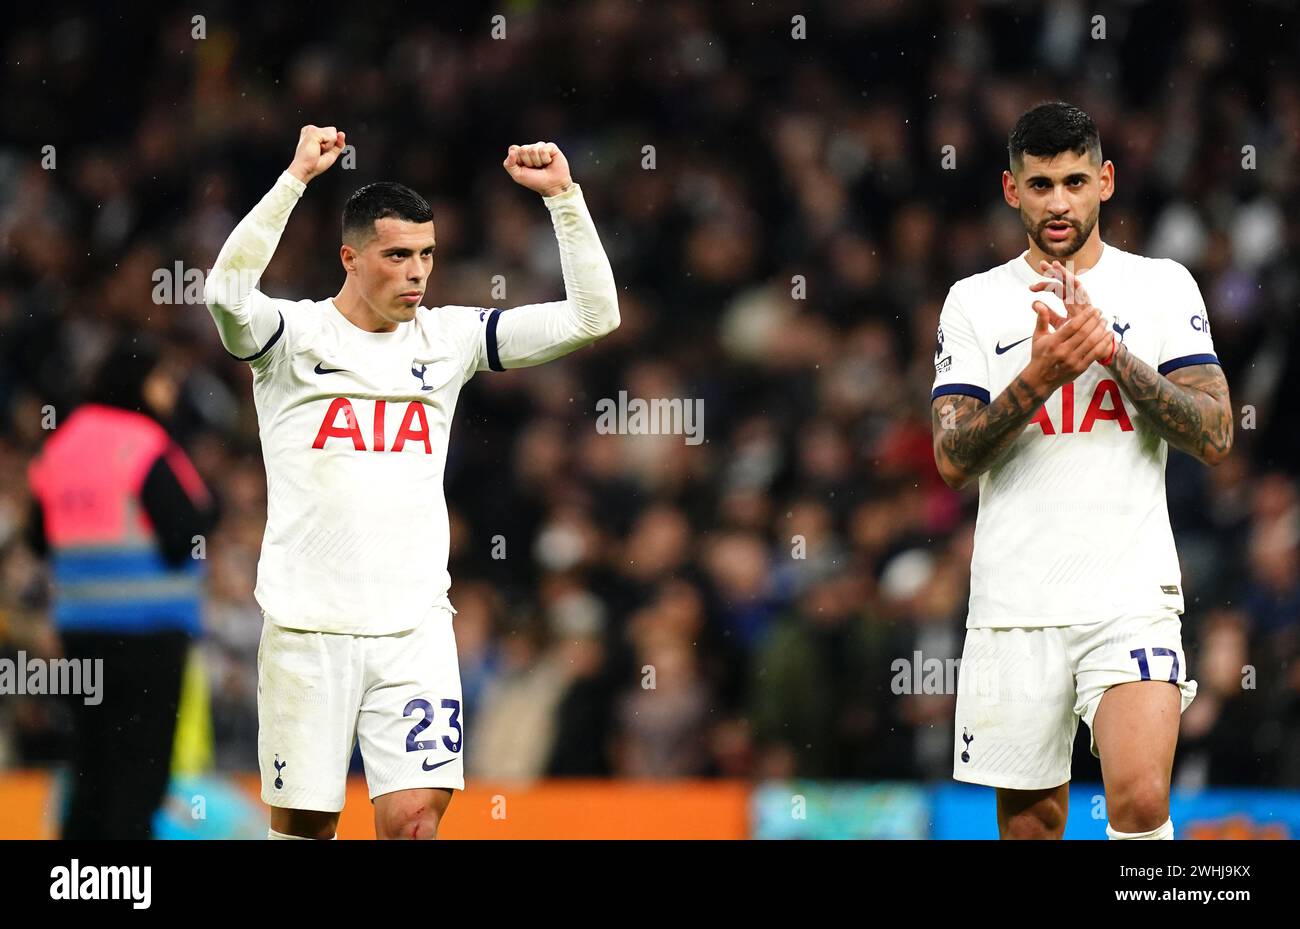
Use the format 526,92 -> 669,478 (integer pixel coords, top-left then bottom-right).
931,243 -> 1220,628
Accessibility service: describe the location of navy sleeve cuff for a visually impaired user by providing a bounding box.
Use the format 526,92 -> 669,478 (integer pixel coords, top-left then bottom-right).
932,383 -> 991,405
1157,353 -> 1219,376
485,309 -> 504,372
227,311 -> 285,363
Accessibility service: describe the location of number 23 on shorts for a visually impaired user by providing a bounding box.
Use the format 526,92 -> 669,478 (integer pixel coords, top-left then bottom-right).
403,698 -> 463,768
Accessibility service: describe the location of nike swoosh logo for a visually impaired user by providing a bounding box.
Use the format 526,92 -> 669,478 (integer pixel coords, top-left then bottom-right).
422,757 -> 457,771
994,336 -> 1031,355
314,362 -> 348,374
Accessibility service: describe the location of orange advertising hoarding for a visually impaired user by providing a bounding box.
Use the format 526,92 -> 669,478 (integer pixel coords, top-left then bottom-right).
0,771 -> 750,840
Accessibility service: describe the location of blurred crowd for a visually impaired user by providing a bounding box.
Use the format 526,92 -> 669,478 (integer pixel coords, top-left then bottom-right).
1,0 -> 1299,788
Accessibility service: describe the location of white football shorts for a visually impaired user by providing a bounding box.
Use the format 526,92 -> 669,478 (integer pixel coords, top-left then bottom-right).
257,606 -> 465,812
952,610 -> 1197,791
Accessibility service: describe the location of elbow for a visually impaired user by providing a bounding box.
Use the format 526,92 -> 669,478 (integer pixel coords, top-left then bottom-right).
203,264 -> 248,314
601,307 -> 621,337
1203,440 -> 1233,468
1202,415 -> 1234,467
202,271 -> 227,313
592,294 -> 620,338
935,454 -> 971,491
944,470 -> 972,491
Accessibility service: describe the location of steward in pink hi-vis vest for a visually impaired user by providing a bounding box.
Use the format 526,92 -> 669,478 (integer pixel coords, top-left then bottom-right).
28,404 -> 209,634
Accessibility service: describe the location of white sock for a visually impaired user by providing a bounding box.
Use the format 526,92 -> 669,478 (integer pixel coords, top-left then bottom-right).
268,828 -> 336,840
1106,817 -> 1174,840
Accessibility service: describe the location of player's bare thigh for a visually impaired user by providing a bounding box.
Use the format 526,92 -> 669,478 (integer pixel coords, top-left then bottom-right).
1092,680 -> 1180,832
996,783 -> 1069,839
271,806 -> 341,839
373,787 -> 454,840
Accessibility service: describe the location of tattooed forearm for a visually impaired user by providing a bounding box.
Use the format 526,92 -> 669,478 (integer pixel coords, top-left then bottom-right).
1106,342 -> 1233,465
931,375 -> 1049,488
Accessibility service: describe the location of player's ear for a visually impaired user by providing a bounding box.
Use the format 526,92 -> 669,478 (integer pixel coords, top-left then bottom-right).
1002,169 -> 1020,209
1099,160 -> 1115,202
340,243 -> 357,274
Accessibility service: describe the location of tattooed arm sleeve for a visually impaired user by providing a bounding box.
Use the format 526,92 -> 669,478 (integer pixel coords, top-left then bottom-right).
1106,346 -> 1233,465
930,287 -> 1049,489
930,377 -> 1049,490
1111,259 -> 1233,466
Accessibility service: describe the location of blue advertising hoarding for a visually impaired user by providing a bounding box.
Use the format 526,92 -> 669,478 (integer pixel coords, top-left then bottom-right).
753,781 -> 1300,839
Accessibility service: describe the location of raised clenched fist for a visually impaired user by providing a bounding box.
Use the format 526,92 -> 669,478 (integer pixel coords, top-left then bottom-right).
503,142 -> 572,198
288,125 -> 347,184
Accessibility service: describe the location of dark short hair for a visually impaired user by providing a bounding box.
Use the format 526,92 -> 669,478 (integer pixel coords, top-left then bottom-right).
341,182 -> 433,245
1008,102 -> 1102,172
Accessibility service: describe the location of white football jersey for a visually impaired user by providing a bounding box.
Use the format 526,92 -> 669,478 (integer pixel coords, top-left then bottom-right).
931,243 -> 1220,628
205,172 -> 618,635
243,295 -> 494,635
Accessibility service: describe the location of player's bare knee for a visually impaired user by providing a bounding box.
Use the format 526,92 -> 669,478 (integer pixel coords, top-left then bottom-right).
378,804 -> 443,840
375,788 -> 452,839
1002,809 -> 1065,840
411,813 -> 442,840
998,787 -> 1067,835
1108,779 -> 1169,831
999,790 -> 1067,839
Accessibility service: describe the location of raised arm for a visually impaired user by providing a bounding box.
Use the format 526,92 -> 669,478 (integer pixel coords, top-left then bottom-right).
484,142 -> 619,370
204,125 -> 346,359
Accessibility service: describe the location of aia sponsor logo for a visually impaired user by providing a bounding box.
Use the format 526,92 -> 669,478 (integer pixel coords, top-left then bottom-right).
312,398 -> 433,453
1030,379 -> 1133,434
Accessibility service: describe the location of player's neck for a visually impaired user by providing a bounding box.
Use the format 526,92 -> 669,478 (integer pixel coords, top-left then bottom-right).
332,284 -> 400,333
1024,229 -> 1105,275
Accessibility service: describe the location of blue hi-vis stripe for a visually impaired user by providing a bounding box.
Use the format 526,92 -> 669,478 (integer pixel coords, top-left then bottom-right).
1157,353 -> 1219,376
53,549 -> 200,582
51,548 -> 203,633
932,383 -> 991,405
